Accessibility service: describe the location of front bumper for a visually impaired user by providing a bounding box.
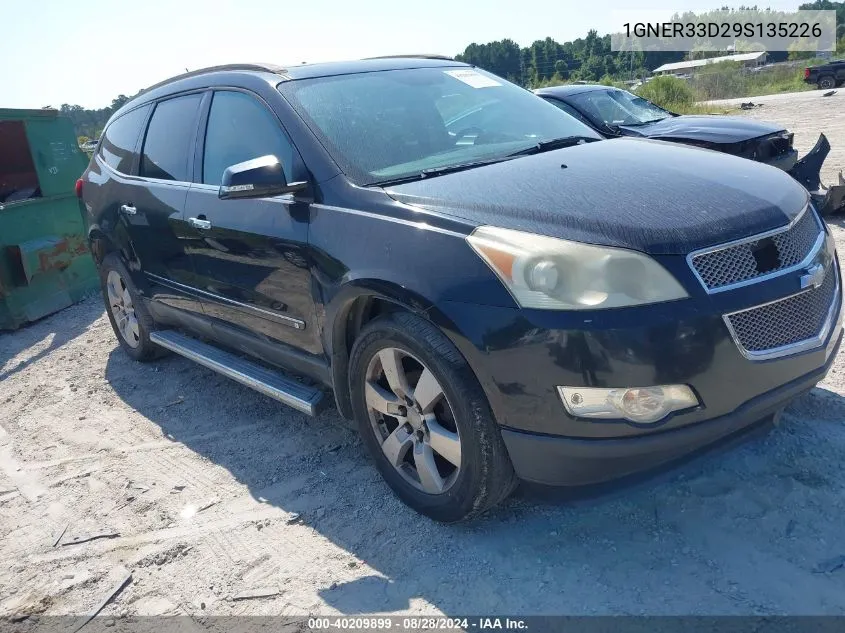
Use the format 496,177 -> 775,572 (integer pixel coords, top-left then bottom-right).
439,231 -> 842,486
501,330 -> 840,485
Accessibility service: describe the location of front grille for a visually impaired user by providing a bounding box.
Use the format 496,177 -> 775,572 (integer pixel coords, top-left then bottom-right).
691,207 -> 821,291
725,266 -> 838,355
758,133 -> 793,160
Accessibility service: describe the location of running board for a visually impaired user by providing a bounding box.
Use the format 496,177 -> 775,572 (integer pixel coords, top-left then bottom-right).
149,330 -> 325,416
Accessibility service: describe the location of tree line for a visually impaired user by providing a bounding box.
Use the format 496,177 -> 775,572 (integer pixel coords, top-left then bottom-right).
456,1 -> 844,86
61,1 -> 844,139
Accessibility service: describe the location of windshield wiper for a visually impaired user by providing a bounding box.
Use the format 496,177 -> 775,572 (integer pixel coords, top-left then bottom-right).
621,117 -> 668,127
507,135 -> 600,157
367,155 -> 517,187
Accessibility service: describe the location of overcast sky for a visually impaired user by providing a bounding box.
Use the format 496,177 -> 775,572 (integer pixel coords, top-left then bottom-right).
1,0 -> 805,109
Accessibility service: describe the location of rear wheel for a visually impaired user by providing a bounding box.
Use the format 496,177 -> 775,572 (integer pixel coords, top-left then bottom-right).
349,312 -> 516,522
818,76 -> 835,90
99,253 -> 164,362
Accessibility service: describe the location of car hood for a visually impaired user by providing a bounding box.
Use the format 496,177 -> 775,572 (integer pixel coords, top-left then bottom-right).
383,138 -> 808,255
617,115 -> 785,144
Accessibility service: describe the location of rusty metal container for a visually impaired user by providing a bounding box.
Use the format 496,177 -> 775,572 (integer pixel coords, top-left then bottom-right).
0,108 -> 99,329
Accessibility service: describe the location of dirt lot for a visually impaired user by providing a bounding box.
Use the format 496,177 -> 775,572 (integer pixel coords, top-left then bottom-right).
3,91 -> 845,620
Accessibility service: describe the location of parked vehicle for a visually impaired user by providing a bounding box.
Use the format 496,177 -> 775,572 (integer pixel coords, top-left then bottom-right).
79,59 -> 843,521
535,84 -> 845,216
804,59 -> 845,90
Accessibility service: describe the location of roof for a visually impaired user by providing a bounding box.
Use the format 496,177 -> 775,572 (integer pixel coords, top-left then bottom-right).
140,57 -> 466,94
653,51 -> 767,73
534,84 -> 609,97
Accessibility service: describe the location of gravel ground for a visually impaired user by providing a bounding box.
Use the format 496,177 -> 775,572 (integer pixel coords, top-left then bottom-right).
3,91 -> 845,619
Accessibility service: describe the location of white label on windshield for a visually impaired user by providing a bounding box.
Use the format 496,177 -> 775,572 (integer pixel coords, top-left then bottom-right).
444,69 -> 502,88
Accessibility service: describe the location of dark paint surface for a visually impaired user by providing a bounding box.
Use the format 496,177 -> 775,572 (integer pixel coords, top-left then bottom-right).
615,115 -> 784,144
81,63 -> 843,484
385,138 -> 808,255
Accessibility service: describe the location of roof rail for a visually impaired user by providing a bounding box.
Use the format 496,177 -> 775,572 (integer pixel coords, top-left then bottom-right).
364,54 -> 455,61
138,63 -> 288,97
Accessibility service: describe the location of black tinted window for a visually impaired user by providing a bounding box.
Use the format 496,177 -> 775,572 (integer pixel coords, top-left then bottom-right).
202,91 -> 294,186
99,105 -> 150,174
141,95 -> 202,181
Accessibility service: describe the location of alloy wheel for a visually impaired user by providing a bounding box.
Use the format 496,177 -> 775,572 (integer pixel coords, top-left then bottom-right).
106,270 -> 140,348
364,347 -> 462,494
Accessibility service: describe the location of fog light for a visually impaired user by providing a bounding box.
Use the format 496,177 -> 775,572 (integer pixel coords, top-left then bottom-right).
558,385 -> 698,424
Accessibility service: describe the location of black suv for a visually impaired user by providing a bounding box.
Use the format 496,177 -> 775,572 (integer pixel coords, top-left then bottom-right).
804,59 -> 845,90
79,58 -> 842,522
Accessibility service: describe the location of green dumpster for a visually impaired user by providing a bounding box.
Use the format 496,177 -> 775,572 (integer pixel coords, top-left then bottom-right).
0,108 -> 99,330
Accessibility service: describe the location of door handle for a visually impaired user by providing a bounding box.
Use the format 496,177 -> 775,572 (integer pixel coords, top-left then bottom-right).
119,204 -> 137,215
188,217 -> 212,230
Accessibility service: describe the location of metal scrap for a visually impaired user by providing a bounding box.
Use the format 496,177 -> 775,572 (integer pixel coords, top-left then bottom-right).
52,522 -> 69,547
62,531 -> 120,546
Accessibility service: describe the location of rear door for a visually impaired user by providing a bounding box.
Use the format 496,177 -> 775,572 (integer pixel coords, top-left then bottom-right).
183,89 -> 320,355
129,93 -> 206,315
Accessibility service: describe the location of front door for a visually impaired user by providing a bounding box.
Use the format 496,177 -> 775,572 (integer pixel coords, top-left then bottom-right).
183,89 -> 320,355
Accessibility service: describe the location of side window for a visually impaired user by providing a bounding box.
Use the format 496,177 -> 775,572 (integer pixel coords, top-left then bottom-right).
141,94 -> 202,182
544,98 -> 594,128
202,91 -> 295,186
98,105 -> 150,174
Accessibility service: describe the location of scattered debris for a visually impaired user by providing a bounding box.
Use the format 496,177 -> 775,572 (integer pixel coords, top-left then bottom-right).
62,531 -> 120,546
232,586 -> 281,601
740,102 -> 762,109
48,468 -> 96,488
822,90 -> 837,97
52,522 -> 70,547
285,513 -> 303,525
198,499 -> 218,513
71,567 -> 132,633
112,495 -> 136,512
170,485 -> 186,494
813,554 -> 845,574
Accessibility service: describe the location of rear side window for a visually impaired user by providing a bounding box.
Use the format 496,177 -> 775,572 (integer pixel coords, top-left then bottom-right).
544,98 -> 594,128
141,94 -> 202,181
99,105 -> 150,174
202,91 -> 294,186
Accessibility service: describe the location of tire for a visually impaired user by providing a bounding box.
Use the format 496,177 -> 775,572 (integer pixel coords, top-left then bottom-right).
348,311 -> 517,522
818,76 -> 835,90
99,253 -> 164,362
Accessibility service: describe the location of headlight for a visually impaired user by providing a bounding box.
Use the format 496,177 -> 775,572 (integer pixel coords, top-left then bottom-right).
467,226 -> 688,310
558,385 -> 699,424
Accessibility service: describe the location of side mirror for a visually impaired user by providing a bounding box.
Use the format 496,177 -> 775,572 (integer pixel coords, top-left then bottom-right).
218,155 -> 307,200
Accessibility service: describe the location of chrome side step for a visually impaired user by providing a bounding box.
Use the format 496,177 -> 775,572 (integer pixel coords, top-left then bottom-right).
149,330 -> 325,416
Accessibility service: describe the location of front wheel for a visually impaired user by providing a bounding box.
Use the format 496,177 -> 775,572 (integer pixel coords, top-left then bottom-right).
348,312 -> 516,522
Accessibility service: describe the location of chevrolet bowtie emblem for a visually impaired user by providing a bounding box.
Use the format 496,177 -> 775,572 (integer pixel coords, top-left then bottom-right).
800,264 -> 826,290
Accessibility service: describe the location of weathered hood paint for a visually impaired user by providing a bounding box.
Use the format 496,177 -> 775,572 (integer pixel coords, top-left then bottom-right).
617,115 -> 785,144
384,138 -> 809,255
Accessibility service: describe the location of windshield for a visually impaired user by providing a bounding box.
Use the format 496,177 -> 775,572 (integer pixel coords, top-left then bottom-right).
568,89 -> 671,128
278,67 -> 600,185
